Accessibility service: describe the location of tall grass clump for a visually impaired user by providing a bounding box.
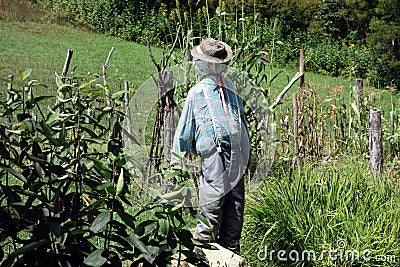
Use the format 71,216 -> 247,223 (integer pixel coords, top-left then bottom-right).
242,160 -> 400,266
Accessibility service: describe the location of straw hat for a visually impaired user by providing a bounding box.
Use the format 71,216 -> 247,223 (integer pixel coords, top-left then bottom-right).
191,37 -> 233,64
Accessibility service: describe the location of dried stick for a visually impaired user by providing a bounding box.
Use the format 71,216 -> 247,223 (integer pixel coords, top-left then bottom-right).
146,38 -> 161,73
103,47 -> 115,106
292,93 -> 299,165
269,72 -> 303,110
62,49 -> 74,78
164,25 -> 181,69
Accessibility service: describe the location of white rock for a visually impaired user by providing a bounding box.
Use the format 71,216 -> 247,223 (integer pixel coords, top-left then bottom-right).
172,243 -> 250,267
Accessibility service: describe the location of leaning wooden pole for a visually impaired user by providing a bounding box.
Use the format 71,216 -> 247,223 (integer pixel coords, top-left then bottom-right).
299,49 -> 305,90
368,109 -> 383,173
103,47 -> 115,107
58,49 -> 73,112
62,49 -> 73,78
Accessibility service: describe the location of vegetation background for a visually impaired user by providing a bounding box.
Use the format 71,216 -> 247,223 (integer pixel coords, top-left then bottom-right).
0,0 -> 399,266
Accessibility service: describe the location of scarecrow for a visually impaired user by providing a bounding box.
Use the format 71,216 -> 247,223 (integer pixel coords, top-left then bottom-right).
172,37 -> 251,255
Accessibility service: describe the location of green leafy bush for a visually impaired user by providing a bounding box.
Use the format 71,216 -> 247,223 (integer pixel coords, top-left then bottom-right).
0,69 -> 204,266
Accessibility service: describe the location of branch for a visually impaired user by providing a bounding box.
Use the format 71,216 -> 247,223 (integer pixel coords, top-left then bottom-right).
102,46 -> 115,86
164,25 -> 181,69
269,72 -> 303,110
147,38 -> 161,73
103,47 -> 115,107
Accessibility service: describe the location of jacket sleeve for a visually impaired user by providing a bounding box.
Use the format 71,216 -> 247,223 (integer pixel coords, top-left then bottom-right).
171,94 -> 196,165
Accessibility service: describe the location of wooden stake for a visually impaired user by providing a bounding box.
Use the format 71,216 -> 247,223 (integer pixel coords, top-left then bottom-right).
58,49 -> 73,110
368,109 -> 383,173
103,47 -> 115,107
292,93 -> 299,165
62,49 -> 74,77
354,78 -> 363,109
299,49 -> 305,90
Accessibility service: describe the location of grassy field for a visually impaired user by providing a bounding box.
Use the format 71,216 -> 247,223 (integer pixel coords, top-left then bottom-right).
0,21 -> 162,94
1,20 -> 397,117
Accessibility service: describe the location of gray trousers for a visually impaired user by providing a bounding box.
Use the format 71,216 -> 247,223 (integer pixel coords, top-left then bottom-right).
195,146 -> 245,255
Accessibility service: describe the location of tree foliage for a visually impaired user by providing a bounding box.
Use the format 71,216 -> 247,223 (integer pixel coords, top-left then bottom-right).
367,0 -> 400,88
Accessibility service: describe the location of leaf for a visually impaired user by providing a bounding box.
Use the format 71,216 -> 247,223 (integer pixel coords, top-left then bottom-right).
48,218 -> 63,240
351,102 -> 360,119
158,218 -> 169,237
80,126 -> 99,139
122,128 -> 140,145
0,208 -> 17,238
55,72 -> 63,88
26,154 -> 47,164
0,142 -> 10,159
126,234 -> 149,255
111,90 -> 126,98
8,239 -> 50,258
33,95 -> 54,103
163,171 -> 181,181
34,162 -> 45,179
83,249 -> 107,267
117,211 -> 136,230
90,212 -> 111,233
19,69 -> 32,81
39,121 -> 60,147
95,182 -> 113,191
116,169 -> 124,195
0,164 -> 26,183
78,79 -> 97,89
46,111 -> 60,125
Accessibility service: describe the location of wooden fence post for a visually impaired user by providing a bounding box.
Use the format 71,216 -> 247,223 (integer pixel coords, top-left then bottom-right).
354,78 -> 363,109
299,49 -> 305,158
62,49 -> 73,78
368,109 -> 383,173
58,49 -> 73,110
299,49 -> 305,90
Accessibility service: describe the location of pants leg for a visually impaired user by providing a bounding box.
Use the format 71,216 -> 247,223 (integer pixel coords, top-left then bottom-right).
195,147 -> 245,255
219,177 -> 245,254
195,148 -> 228,242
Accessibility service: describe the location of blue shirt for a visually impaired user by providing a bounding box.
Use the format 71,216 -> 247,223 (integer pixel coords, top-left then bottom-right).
172,75 -> 250,161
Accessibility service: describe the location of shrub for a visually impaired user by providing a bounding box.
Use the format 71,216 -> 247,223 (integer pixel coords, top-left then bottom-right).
0,69 -> 205,266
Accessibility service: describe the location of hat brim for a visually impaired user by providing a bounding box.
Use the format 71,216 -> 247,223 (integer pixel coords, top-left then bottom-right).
191,41 -> 233,64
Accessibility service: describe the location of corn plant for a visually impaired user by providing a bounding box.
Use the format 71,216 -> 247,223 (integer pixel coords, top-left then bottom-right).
0,69 -> 206,266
